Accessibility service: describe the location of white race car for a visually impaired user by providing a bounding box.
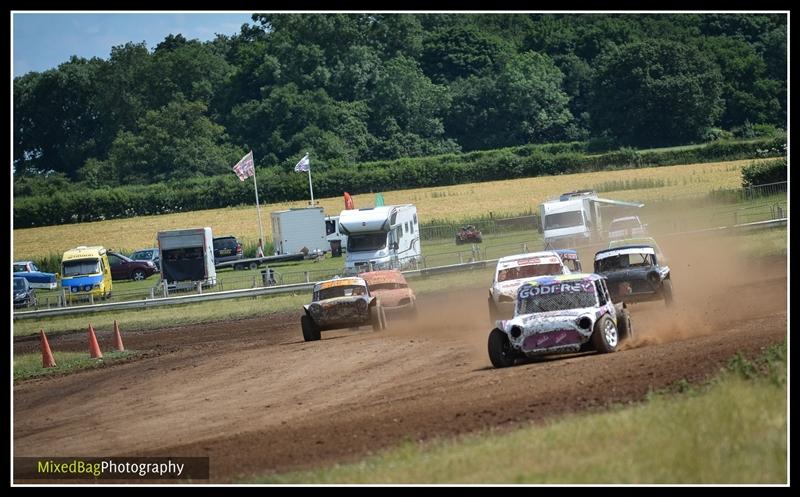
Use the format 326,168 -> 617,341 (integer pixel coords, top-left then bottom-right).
487,273 -> 633,368
488,251 -> 571,323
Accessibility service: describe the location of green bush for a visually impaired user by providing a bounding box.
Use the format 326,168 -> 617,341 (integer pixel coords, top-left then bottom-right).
741,158 -> 787,188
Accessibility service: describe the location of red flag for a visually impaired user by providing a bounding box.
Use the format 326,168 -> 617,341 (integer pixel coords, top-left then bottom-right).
233,151 -> 255,181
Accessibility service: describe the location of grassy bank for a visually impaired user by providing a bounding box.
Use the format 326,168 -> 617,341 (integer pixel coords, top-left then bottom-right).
13,350 -> 139,380
249,342 -> 787,484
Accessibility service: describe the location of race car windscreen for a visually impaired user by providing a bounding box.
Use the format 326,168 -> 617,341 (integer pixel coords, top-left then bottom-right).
315,285 -> 367,300
595,253 -> 654,272
497,263 -> 563,282
517,285 -> 598,314
368,282 -> 408,290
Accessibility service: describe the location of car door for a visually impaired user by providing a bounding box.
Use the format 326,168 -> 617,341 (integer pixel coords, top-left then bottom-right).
107,253 -> 127,280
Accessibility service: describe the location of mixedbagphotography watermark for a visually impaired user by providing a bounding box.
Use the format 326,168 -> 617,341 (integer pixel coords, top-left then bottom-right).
14,457 -> 209,480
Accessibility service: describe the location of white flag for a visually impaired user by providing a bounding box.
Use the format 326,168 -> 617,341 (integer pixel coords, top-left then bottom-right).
294,153 -> 310,173
233,151 -> 255,181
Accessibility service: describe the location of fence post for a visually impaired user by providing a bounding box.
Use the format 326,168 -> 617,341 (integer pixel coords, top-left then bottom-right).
89,294 -> 94,305
149,288 -> 155,300
196,281 -> 203,294
459,252 -> 463,264
305,271 -> 310,283
523,243 -> 529,253
163,283 -> 168,298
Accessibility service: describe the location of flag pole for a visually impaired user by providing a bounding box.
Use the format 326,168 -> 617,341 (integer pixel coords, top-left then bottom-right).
306,152 -> 315,206
251,151 -> 265,244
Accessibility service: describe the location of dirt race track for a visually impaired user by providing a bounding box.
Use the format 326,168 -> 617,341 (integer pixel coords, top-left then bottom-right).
13,232 -> 788,482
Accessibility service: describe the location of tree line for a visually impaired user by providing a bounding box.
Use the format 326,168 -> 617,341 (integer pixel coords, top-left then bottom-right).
13,14 -> 786,211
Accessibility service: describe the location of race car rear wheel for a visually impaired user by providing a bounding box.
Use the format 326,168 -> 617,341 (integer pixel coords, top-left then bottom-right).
663,279 -> 674,306
617,308 -> 633,343
488,328 -> 515,368
371,305 -> 385,331
301,315 -> 321,342
592,315 -> 618,353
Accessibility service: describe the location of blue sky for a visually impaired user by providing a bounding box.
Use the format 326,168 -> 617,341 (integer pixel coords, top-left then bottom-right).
12,12 -> 255,77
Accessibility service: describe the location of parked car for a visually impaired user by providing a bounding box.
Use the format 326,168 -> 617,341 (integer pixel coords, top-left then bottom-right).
488,251 -> 571,323
300,276 -> 387,342
361,269 -> 417,318
487,273 -> 633,368
213,236 -> 244,265
13,276 -> 37,309
608,216 -> 647,240
13,260 -> 58,290
594,244 -> 673,306
455,225 -> 483,244
130,248 -> 160,270
107,251 -> 158,281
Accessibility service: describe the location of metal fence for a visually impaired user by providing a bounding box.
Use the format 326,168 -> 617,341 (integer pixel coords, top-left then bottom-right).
420,214 -> 540,241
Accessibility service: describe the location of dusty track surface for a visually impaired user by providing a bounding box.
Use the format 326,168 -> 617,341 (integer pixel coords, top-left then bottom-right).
13,233 -> 788,482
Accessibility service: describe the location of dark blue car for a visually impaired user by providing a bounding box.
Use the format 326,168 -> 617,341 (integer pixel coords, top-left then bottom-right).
13,276 -> 37,309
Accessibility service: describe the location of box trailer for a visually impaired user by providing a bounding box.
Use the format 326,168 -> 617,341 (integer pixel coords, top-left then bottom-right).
271,207 -> 328,255
157,227 -> 217,288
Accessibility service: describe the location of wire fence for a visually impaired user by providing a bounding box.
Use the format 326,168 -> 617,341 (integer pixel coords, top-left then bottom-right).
21,182 -> 786,311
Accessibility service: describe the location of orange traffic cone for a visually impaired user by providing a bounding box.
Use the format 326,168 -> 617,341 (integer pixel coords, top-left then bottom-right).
40,330 -> 57,368
88,324 -> 103,359
113,320 -> 125,352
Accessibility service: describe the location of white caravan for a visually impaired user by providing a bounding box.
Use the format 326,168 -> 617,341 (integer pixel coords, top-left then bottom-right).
539,190 -> 644,248
338,204 -> 421,272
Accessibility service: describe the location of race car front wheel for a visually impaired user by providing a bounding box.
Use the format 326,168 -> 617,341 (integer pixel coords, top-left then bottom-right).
663,279 -> 674,306
592,315 -> 618,353
488,328 -> 515,368
301,315 -> 321,342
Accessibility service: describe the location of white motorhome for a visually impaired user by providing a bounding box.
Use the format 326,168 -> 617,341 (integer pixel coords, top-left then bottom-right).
539,191 -> 644,248
271,207 -> 328,255
157,227 -> 217,288
338,204 -> 421,272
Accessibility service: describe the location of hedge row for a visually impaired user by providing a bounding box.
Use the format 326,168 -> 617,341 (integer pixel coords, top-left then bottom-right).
14,137 -> 785,228
741,158 -> 787,188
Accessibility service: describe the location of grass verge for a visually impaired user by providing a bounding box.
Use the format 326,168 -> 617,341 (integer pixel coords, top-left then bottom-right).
249,341 -> 787,484
14,350 -> 139,380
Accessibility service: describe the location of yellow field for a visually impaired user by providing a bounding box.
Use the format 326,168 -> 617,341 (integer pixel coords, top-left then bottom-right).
13,159 -> 760,260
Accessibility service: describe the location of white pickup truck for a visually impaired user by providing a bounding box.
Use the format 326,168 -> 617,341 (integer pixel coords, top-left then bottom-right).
607,216 -> 647,240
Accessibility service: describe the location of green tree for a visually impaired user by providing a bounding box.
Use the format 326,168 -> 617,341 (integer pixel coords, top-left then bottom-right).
103,97 -> 240,184
591,40 -> 724,147
446,51 -> 574,150
368,55 -> 458,158
13,56 -> 105,178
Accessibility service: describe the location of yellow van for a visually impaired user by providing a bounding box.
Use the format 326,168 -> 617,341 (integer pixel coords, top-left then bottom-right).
61,246 -> 113,300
